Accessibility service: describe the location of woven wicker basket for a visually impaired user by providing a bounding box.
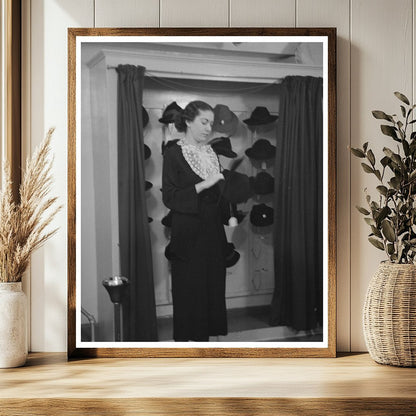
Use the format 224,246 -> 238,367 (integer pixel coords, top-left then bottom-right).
363,262 -> 416,367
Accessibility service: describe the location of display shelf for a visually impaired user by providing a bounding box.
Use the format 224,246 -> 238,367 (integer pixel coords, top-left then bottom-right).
1,352 -> 416,415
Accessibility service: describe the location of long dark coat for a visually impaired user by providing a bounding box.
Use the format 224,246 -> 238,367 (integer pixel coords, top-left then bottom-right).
162,143 -> 229,341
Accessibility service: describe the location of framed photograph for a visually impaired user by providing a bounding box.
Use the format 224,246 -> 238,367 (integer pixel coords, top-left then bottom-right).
68,28 -> 336,358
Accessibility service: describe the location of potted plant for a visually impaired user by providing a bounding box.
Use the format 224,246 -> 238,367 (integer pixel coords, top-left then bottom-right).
0,128 -> 60,368
351,92 -> 416,366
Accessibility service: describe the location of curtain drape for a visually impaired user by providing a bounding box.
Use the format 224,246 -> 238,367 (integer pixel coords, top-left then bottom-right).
116,64 -> 158,341
270,76 -> 323,331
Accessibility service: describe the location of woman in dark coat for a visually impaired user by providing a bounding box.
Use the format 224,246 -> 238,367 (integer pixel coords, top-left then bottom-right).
162,100 -> 229,341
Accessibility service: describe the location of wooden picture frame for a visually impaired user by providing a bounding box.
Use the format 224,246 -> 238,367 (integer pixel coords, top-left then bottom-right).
68,27 -> 336,358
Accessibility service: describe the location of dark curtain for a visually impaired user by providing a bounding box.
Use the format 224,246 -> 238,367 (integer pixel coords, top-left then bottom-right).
270,76 -> 323,331
116,64 -> 158,341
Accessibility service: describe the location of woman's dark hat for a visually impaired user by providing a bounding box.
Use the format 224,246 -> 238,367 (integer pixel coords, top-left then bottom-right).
159,101 -> 183,124
243,106 -> 278,126
161,211 -> 173,227
245,139 -> 276,160
250,171 -> 275,195
144,144 -> 151,160
250,203 -> 274,226
145,180 -> 153,191
225,242 -> 240,268
221,170 -> 253,204
210,137 -> 237,158
213,104 -> 239,136
142,106 -> 149,127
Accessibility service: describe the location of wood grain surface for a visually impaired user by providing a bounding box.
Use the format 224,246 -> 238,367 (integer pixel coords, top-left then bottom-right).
67,27 -> 337,359
1,353 -> 416,415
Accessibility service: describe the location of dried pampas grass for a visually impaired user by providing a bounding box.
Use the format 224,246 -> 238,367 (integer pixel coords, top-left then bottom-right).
0,128 -> 61,283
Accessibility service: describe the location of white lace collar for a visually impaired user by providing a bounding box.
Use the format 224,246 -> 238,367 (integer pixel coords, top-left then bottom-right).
178,139 -> 220,180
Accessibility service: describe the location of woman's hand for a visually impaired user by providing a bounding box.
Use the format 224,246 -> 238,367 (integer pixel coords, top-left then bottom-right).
195,173 -> 224,193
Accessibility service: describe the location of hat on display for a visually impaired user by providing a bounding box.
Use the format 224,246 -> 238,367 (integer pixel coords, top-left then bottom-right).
142,106 -> 149,128
225,242 -> 240,268
209,137 -> 237,158
159,101 -> 183,124
145,180 -> 153,191
250,203 -> 274,227
221,170 -> 253,204
212,104 -> 239,136
250,171 -> 275,195
161,211 -> 173,228
234,209 -> 247,224
144,144 -> 151,160
243,106 -> 278,126
245,139 -> 276,160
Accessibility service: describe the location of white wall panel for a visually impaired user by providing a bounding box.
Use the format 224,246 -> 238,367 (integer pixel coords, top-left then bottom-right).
350,0 -> 413,351
22,0 -> 416,352
29,0 -> 94,351
95,0 -> 159,27
160,0 -> 228,27
230,0 -> 295,27
297,0 -> 351,352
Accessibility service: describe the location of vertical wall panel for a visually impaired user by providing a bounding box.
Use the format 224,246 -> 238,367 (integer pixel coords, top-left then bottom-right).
297,0 -> 351,351
230,0 -> 295,27
160,0 -> 228,27
95,0 -> 159,27
351,0 -> 413,351
21,0 -> 31,350
29,0 -> 94,352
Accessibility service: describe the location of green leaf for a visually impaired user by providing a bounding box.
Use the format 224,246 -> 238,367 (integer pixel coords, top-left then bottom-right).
387,243 -> 395,255
363,142 -> 369,152
350,147 -> 366,158
389,177 -> 401,189
401,106 -> 406,117
371,225 -> 383,238
364,217 -> 376,226
376,206 -> 390,225
409,120 -> 416,124
376,185 -> 388,196
382,219 -> 396,242
409,169 -> 416,181
372,110 -> 394,122
394,91 -> 410,105
369,237 -> 385,251
367,149 -> 375,166
381,156 -> 390,167
374,170 -> 382,181
361,163 -> 374,174
371,201 -> 380,210
383,147 -> 394,158
381,125 -> 399,141
403,140 -> 410,156
356,206 -> 370,215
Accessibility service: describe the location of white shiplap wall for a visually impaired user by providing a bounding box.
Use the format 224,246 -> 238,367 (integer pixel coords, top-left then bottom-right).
24,0 -> 415,352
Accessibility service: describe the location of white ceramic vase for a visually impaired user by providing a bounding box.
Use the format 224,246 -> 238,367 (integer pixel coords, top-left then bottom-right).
0,282 -> 28,368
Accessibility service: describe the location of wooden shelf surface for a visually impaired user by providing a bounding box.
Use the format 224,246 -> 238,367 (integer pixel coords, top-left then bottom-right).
1,352 -> 416,415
